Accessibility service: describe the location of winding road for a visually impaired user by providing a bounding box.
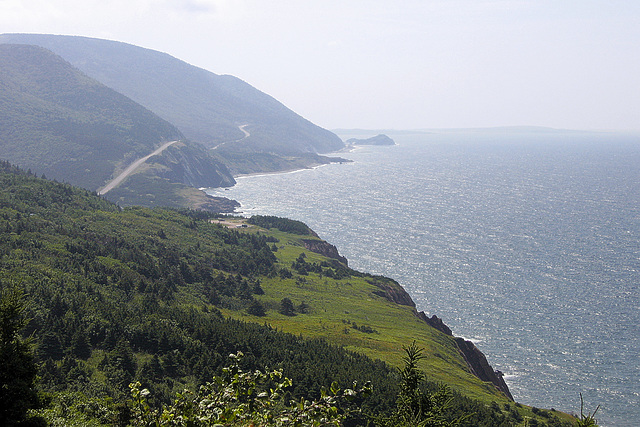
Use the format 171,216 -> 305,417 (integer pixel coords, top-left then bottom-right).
97,140 -> 179,195
211,124 -> 250,150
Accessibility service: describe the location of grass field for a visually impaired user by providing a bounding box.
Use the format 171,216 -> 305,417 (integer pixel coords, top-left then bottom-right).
214,220 -> 579,425
217,220 -> 509,404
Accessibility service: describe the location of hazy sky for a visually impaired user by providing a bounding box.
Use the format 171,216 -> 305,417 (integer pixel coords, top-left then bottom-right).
2,0 -> 639,131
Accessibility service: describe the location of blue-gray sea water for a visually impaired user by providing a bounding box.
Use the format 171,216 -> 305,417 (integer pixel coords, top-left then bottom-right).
208,129 -> 640,426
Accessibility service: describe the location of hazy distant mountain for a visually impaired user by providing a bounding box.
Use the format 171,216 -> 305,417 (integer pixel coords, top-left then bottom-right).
0,43 -> 235,208
0,34 -> 345,173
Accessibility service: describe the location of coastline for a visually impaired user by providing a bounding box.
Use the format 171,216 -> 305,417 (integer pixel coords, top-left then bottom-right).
198,130 -> 640,425
207,147 -> 516,402
206,150 -> 359,210
219,137 -> 372,183
233,161 -> 336,180
225,152 -> 355,180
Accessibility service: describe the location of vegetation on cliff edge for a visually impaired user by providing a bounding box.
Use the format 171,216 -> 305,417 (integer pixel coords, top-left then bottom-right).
0,162 -> 574,426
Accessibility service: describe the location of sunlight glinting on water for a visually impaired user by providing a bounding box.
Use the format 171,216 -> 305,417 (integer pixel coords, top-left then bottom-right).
208,130 -> 640,426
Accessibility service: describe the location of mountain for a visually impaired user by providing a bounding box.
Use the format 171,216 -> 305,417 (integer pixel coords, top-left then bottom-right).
0,34 -> 346,175
0,163 -> 571,425
0,43 -> 236,210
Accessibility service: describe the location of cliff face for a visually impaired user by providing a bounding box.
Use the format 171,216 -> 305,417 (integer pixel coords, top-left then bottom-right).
301,239 -> 349,266
370,278 -> 416,307
416,311 -> 513,400
299,238 -> 418,308
454,338 -> 514,401
417,312 -> 453,336
251,218 -> 514,401
153,142 -> 235,188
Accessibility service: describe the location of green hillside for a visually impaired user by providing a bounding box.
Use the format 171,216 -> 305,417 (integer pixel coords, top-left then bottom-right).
0,163 -> 573,426
0,43 -> 236,210
0,34 -> 347,175
0,43 -> 181,189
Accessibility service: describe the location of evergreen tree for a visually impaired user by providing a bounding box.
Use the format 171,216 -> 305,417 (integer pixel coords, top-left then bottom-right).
297,301 -> 310,314
377,342 -> 465,427
247,299 -> 266,317
279,297 -> 296,316
70,331 -> 92,359
0,287 -> 40,425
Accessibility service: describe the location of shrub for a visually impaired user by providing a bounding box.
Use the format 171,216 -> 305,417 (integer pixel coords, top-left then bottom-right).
129,352 -> 371,426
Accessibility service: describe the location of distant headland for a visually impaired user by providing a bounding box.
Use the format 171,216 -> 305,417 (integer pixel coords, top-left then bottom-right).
346,133 -> 396,146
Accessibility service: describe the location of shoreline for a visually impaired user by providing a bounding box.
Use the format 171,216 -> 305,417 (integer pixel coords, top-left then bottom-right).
233,161 -> 341,180
203,159 -> 352,208
234,164 -> 327,180
201,131 -> 637,424
218,142 -> 371,182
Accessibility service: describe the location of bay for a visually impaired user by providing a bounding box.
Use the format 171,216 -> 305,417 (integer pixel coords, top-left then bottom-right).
208,128 -> 640,426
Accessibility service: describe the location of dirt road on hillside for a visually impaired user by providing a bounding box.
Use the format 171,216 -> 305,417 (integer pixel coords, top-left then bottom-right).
97,140 -> 178,195
211,124 -> 250,150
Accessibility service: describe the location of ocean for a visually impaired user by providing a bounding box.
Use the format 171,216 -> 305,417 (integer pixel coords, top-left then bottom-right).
207,128 -> 640,426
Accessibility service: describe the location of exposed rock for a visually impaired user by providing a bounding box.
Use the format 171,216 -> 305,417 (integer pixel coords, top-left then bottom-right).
152,142 -> 235,188
415,311 -> 513,400
193,195 -> 240,213
299,226 -> 513,402
416,312 -> 453,336
369,278 -> 416,307
455,337 -> 514,400
298,220 -> 514,402
301,239 -> 348,266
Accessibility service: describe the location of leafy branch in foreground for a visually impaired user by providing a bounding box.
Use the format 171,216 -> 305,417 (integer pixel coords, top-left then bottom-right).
129,351 -> 371,426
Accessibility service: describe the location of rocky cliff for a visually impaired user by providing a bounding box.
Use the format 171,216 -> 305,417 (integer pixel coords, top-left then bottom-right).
417,312 -> 453,335
454,338 -> 514,400
152,141 -> 235,188
298,234 -> 514,400
370,278 -> 416,307
417,311 -> 513,400
301,239 -> 349,266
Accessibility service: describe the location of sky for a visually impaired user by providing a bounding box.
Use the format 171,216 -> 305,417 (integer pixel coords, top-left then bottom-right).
1,0 -> 639,131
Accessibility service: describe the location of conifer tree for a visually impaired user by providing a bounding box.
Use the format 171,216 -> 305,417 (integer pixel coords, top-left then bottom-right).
279,297 -> 296,316
0,287 -> 40,424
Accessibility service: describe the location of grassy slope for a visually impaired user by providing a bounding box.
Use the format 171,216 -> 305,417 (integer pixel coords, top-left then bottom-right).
0,166 -> 573,424
223,221 -> 576,424
218,221 -> 507,404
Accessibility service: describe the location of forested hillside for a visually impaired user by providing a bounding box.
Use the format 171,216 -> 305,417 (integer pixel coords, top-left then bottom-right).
0,43 -> 184,189
0,162 -> 573,426
0,34 -> 346,175
0,43 -> 235,209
